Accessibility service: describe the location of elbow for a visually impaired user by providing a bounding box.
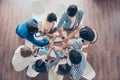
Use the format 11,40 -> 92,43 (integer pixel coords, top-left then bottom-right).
38,41 -> 49,47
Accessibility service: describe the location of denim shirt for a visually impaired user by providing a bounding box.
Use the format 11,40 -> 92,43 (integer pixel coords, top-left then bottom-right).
16,18 -> 49,47
46,52 -> 61,71
70,42 -> 86,80
55,9 -> 83,29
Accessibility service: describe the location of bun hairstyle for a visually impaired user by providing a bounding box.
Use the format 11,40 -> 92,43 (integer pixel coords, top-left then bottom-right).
79,26 -> 95,42
34,59 -> 47,72
57,63 -> 71,75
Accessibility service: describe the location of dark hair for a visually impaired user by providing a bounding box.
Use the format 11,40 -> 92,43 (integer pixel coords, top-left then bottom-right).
20,46 -> 32,57
47,13 -> 57,22
79,26 -> 95,42
67,5 -> 78,17
69,50 -> 82,64
57,63 -> 71,75
27,22 -> 38,33
34,59 -> 47,72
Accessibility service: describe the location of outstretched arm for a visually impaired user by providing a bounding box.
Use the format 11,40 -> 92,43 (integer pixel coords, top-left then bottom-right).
25,34 -> 49,47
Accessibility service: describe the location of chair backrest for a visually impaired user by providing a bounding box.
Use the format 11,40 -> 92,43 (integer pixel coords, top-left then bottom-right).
26,62 -> 39,77
25,40 -> 33,49
82,52 -> 96,80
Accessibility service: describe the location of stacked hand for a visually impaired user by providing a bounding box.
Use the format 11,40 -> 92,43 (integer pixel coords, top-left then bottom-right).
63,38 -> 69,43
49,44 -> 57,52
56,47 -> 63,52
52,34 -> 58,40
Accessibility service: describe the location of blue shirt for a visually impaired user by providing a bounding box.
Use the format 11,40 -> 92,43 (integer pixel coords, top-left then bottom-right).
16,18 -> 49,47
46,52 -> 61,71
55,9 -> 83,29
70,42 -> 86,80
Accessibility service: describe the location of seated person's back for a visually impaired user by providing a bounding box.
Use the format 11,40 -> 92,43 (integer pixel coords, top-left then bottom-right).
16,18 -> 49,47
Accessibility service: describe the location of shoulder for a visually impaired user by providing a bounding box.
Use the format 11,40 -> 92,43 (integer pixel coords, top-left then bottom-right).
28,18 -> 38,24
77,9 -> 84,16
14,45 -> 25,54
43,21 -> 51,29
60,11 -> 68,19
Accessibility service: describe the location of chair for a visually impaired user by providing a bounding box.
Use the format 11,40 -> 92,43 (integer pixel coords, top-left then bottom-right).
26,62 -> 39,77
48,66 -> 64,80
82,52 -> 96,80
24,40 -> 33,49
32,0 -> 46,21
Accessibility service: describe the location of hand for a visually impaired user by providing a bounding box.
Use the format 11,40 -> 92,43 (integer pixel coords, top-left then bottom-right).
78,44 -> 82,49
52,34 -> 57,40
33,48 -> 37,53
63,38 -> 69,43
57,47 -> 63,52
49,39 -> 54,44
52,47 -> 57,52
49,44 -> 54,49
50,44 -> 57,52
59,34 -> 64,39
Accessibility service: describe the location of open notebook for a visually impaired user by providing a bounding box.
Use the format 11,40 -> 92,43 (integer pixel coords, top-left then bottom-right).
34,31 -> 67,43
34,46 -> 64,58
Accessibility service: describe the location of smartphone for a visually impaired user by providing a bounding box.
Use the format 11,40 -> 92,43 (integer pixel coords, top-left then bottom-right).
35,32 -> 41,37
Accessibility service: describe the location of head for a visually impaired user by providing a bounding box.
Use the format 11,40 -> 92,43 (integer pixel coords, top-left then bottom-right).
34,59 -> 47,72
79,26 -> 98,44
54,59 -> 71,75
67,5 -> 78,17
57,63 -> 71,75
20,46 -> 32,57
27,22 -> 38,33
47,12 -> 57,23
69,50 -> 82,64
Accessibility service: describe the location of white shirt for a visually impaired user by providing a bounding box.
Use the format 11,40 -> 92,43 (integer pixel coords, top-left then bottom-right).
12,45 -> 47,72
70,15 -> 77,29
12,45 -> 33,71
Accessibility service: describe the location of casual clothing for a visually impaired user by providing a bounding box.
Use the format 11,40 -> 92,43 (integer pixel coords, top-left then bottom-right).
45,52 -> 61,71
70,42 -> 86,80
42,20 -> 57,35
55,9 -> 83,30
33,52 -> 61,72
12,45 -> 33,71
42,21 -> 53,32
16,18 -> 49,47
70,15 -> 77,29
48,58 -> 71,80
26,54 -> 47,77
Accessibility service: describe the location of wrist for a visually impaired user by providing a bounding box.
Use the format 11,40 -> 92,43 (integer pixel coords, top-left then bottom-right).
62,36 -> 65,39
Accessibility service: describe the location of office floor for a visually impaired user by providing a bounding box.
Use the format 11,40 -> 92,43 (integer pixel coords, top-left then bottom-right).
0,0 -> 120,80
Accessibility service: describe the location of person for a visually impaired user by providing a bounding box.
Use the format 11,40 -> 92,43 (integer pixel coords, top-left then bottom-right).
26,46 -> 56,77
12,44 -> 53,72
48,58 -> 71,80
55,5 -> 84,43
33,51 -> 61,73
16,18 -> 49,47
60,26 -> 98,51
79,26 -> 98,45
69,42 -> 86,80
12,45 -> 33,71
42,12 -> 60,41
54,41 -> 86,80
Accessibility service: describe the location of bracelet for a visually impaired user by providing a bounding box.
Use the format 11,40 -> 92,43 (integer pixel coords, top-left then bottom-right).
62,36 -> 65,39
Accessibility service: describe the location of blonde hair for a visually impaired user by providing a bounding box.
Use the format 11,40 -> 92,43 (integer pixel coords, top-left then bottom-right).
20,46 -> 32,57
